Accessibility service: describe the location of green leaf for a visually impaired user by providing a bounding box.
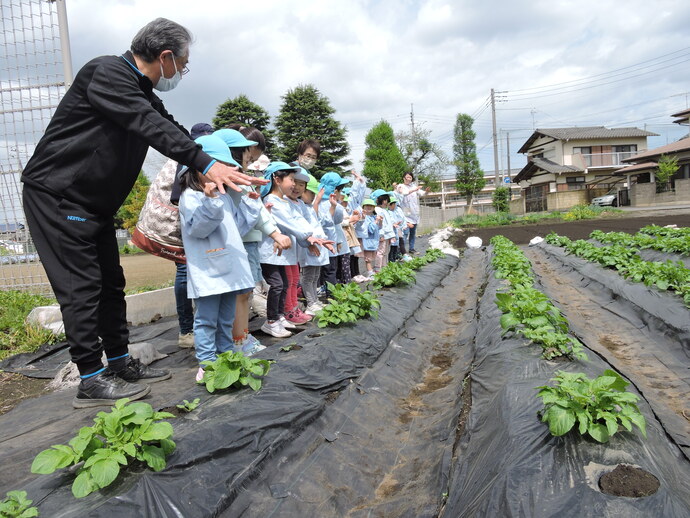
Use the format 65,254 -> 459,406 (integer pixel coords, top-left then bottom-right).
31,447 -> 75,474
213,368 -> 241,390
587,422 -> 610,443
72,470 -> 96,498
140,421 -> 173,441
245,376 -> 262,391
89,458 -> 120,489
544,405 -> 576,436
627,412 -> 647,437
500,313 -> 520,330
140,445 -> 167,472
602,369 -> 628,392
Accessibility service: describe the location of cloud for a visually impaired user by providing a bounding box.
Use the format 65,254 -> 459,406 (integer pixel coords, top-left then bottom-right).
48,0 -> 690,175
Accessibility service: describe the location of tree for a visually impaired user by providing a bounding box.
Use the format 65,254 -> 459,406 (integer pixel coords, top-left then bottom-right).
212,94 -> 276,153
395,126 -> 446,190
362,120 -> 409,190
274,84 -> 351,177
453,113 -> 485,211
655,154 -> 679,185
116,171 -> 150,232
492,185 -> 510,212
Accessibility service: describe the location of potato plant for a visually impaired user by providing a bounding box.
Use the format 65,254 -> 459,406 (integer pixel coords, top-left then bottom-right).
537,369 -> 646,443
315,282 -> 380,328
491,236 -> 586,360
31,399 -> 175,498
199,351 -> 272,392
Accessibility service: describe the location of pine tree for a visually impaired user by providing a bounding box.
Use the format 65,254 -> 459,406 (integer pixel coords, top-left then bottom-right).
212,94 -> 276,153
274,84 -> 351,177
116,171 -> 150,231
453,114 -> 485,210
362,120 -> 408,190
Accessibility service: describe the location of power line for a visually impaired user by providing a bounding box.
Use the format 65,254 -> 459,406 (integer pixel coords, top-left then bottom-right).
506,46 -> 690,95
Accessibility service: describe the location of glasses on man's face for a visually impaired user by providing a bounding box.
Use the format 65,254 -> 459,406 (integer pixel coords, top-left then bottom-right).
171,53 -> 190,75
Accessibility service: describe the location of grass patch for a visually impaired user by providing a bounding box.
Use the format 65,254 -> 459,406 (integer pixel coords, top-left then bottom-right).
0,290 -> 63,361
124,281 -> 174,295
119,243 -> 144,255
451,205 -> 622,228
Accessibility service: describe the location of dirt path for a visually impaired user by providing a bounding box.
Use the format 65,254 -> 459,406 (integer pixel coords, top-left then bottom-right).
524,245 -> 690,450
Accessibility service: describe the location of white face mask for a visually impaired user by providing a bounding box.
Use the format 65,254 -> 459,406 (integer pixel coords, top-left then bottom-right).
155,57 -> 182,92
300,157 -> 316,170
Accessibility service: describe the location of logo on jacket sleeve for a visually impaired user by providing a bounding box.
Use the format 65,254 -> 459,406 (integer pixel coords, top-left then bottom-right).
66,215 -> 87,222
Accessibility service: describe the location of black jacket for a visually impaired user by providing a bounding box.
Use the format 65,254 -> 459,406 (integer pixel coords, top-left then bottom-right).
22,51 -> 214,216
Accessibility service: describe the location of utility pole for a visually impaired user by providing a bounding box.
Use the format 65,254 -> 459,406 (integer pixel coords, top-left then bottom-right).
56,0 -> 74,88
491,88 -> 500,186
506,132 -> 511,181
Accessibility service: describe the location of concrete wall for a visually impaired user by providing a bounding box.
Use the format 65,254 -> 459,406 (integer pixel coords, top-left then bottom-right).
546,190 -> 589,211
509,198 -> 525,215
417,204 -> 496,232
630,179 -> 690,207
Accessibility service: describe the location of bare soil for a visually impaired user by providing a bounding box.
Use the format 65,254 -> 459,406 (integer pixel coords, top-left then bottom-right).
599,464 -> 660,497
450,209 -> 690,246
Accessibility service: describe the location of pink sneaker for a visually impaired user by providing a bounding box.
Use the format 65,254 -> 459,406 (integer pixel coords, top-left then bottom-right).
296,309 -> 313,322
195,367 -> 205,383
285,310 -> 310,325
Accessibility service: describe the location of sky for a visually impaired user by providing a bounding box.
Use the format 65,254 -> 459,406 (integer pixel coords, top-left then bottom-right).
43,0 -> 690,178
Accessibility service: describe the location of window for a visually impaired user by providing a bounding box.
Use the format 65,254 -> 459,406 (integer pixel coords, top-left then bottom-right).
565,176 -> 585,183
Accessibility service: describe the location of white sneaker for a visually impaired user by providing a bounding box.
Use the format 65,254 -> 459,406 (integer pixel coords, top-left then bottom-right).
305,303 -> 322,316
279,315 -> 298,329
261,320 -> 292,338
195,367 -> 205,383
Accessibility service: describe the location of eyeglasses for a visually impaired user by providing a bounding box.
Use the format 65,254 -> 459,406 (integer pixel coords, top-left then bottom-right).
302,153 -> 317,160
170,53 -> 190,75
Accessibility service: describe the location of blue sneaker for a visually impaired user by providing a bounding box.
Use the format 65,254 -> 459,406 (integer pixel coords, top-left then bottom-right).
233,336 -> 266,356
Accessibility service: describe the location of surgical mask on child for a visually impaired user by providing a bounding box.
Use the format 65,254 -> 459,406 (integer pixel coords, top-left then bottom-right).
155,60 -> 182,92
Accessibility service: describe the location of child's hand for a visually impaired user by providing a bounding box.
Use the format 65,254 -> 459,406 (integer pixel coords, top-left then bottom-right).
273,233 -> 292,250
264,202 -> 274,212
329,193 -> 338,206
203,181 -> 219,198
307,244 -> 320,257
376,215 -> 383,224
314,187 -> 326,206
246,189 -> 260,200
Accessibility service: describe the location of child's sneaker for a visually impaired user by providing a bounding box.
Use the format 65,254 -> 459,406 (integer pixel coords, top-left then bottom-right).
195,367 -> 205,383
261,319 -> 292,338
178,332 -> 194,348
285,310 -> 310,325
279,315 -> 298,329
305,303 -> 322,316
233,337 -> 266,356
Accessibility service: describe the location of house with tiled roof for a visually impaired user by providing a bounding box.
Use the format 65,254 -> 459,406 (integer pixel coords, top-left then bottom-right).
612,112 -> 690,206
512,126 -> 657,212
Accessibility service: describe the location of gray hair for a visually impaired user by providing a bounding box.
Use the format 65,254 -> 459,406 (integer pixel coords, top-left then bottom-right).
130,18 -> 192,62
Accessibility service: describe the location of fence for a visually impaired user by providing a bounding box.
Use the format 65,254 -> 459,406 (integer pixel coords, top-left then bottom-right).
418,203 -> 496,233
1,0 -> 66,294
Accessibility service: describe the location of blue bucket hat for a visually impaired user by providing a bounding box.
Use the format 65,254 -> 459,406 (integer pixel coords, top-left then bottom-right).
260,161 -> 301,197
342,187 -> 352,195
195,135 -> 240,168
370,189 -> 388,202
213,128 -> 258,149
319,172 -> 350,196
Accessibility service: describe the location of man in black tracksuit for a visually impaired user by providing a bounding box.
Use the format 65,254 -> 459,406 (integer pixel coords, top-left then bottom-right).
21,18 -> 264,408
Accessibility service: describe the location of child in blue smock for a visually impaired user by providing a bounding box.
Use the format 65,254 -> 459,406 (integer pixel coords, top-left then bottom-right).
259,162 -> 330,337
316,172 -> 349,291
355,198 -> 382,277
371,189 -> 394,271
179,135 -> 257,383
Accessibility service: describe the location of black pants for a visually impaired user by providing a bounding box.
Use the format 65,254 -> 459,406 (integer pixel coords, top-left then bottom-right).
321,255 -> 338,292
22,187 -> 129,375
260,263 -> 287,321
350,254 -> 360,277
388,245 -> 400,262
